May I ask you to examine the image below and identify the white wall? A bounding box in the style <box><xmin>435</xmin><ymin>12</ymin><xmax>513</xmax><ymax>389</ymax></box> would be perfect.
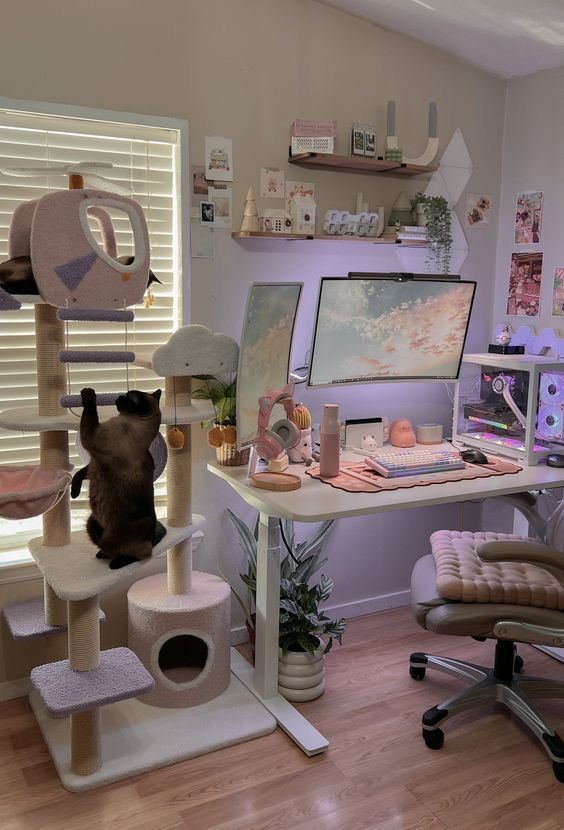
<box><xmin>0</xmin><ymin>0</ymin><xmax>509</xmax><ymax>681</ymax></box>
<box><xmin>494</xmin><ymin>65</ymin><xmax>564</xmax><ymax>331</ymax></box>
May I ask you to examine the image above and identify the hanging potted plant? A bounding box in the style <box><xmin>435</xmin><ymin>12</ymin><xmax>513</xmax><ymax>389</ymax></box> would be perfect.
<box><xmin>221</xmin><ymin>510</ymin><xmax>346</xmax><ymax>699</ymax></box>
<box><xmin>192</xmin><ymin>374</ymin><xmax>249</xmax><ymax>466</ymax></box>
<box><xmin>413</xmin><ymin>192</ymin><xmax>453</xmax><ymax>274</ymax></box>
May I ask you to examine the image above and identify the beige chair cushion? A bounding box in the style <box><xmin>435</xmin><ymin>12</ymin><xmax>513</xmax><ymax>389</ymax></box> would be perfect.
<box><xmin>431</xmin><ymin>530</ymin><xmax>564</xmax><ymax>610</ymax></box>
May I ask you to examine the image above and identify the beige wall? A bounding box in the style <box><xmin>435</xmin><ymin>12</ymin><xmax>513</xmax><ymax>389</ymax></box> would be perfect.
<box><xmin>0</xmin><ymin>0</ymin><xmax>507</xmax><ymax>683</ymax></box>
<box><xmin>494</xmin><ymin>65</ymin><xmax>564</xmax><ymax>329</ymax></box>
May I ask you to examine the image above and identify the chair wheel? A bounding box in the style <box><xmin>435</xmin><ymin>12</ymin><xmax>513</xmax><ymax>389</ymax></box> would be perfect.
<box><xmin>514</xmin><ymin>654</ymin><xmax>525</xmax><ymax>674</ymax></box>
<box><xmin>423</xmin><ymin>728</ymin><xmax>444</xmax><ymax>750</ymax></box>
<box><xmin>410</xmin><ymin>665</ymin><xmax>426</xmax><ymax>681</ymax></box>
<box><xmin>553</xmin><ymin>762</ymin><xmax>564</xmax><ymax>783</ymax></box>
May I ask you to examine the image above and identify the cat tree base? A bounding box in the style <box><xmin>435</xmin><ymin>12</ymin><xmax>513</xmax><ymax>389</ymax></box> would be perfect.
<box><xmin>29</xmin><ymin>675</ymin><xmax>276</xmax><ymax>791</ymax></box>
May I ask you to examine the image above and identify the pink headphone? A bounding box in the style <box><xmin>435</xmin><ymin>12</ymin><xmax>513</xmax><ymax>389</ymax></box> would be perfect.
<box><xmin>254</xmin><ymin>384</ymin><xmax>301</xmax><ymax>461</ymax></box>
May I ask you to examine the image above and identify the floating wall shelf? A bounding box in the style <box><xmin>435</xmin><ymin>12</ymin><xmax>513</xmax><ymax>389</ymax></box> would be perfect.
<box><xmin>232</xmin><ymin>231</ymin><xmax>426</xmax><ymax>247</ymax></box>
<box><xmin>288</xmin><ymin>152</ymin><xmax>438</xmax><ymax>177</ymax></box>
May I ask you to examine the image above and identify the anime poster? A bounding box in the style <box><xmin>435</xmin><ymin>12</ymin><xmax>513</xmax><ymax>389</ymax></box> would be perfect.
<box><xmin>506</xmin><ymin>251</ymin><xmax>544</xmax><ymax>317</ymax></box>
<box><xmin>514</xmin><ymin>191</ymin><xmax>543</xmax><ymax>244</ymax></box>
<box><xmin>552</xmin><ymin>267</ymin><xmax>564</xmax><ymax>316</ymax></box>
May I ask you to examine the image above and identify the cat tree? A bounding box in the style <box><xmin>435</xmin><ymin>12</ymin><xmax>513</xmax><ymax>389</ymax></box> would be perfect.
<box><xmin>0</xmin><ymin>170</ymin><xmax>274</xmax><ymax>791</ymax></box>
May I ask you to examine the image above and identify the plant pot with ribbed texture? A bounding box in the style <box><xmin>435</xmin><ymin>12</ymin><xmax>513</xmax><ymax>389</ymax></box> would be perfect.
<box><xmin>278</xmin><ymin>647</ymin><xmax>325</xmax><ymax>701</ymax></box>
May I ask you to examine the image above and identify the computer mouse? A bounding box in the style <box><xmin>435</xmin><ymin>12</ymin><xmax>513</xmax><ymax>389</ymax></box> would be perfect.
<box><xmin>460</xmin><ymin>448</ymin><xmax>489</xmax><ymax>465</ymax></box>
<box><xmin>546</xmin><ymin>453</ymin><xmax>564</xmax><ymax>468</ymax></box>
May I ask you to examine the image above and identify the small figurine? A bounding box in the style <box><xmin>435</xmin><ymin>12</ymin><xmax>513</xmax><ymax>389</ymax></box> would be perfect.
<box><xmin>360</xmin><ymin>434</ymin><xmax>378</xmax><ymax>451</ymax></box>
<box><xmin>495</xmin><ymin>324</ymin><xmax>512</xmax><ymax>347</ymax></box>
<box><xmin>389</xmin><ymin>418</ymin><xmax>416</xmax><ymax>448</ymax></box>
<box><xmin>287</xmin><ymin>402</ymin><xmax>315</xmax><ymax>465</ymax></box>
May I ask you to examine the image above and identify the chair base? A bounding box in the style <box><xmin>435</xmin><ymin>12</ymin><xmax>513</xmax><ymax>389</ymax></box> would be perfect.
<box><xmin>410</xmin><ymin>640</ymin><xmax>564</xmax><ymax>782</ymax></box>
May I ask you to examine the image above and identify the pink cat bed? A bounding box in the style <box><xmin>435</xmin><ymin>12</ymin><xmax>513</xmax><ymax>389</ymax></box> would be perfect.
<box><xmin>0</xmin><ymin>465</ymin><xmax>72</xmax><ymax>520</ymax></box>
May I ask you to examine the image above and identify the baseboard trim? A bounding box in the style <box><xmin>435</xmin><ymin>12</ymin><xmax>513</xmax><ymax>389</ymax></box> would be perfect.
<box><xmin>0</xmin><ymin>676</ymin><xmax>31</xmax><ymax>701</ymax></box>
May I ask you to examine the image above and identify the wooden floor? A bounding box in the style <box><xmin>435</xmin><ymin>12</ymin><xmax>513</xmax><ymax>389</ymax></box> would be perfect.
<box><xmin>2</xmin><ymin>607</ymin><xmax>564</xmax><ymax>829</ymax></box>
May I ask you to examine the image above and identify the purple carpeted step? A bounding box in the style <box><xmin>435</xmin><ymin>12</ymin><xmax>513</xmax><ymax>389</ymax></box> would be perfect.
<box><xmin>60</xmin><ymin>392</ymin><xmax>122</xmax><ymax>408</ymax></box>
<box><xmin>31</xmin><ymin>647</ymin><xmax>154</xmax><ymax>717</ymax></box>
<box><xmin>57</xmin><ymin>309</ymin><xmax>134</xmax><ymax>323</ymax></box>
<box><xmin>59</xmin><ymin>350</ymin><xmax>135</xmax><ymax>364</ymax></box>
<box><xmin>2</xmin><ymin>598</ymin><xmax>105</xmax><ymax>640</ymax></box>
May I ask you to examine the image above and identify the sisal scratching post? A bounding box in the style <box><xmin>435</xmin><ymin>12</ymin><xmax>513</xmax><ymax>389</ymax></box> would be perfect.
<box><xmin>44</xmin><ymin>579</ymin><xmax>67</xmax><ymax>626</ymax></box>
<box><xmin>68</xmin><ymin>596</ymin><xmax>100</xmax><ymax>672</ymax></box>
<box><xmin>35</xmin><ymin>304</ymin><xmax>67</xmax><ymax>417</ymax></box>
<box><xmin>165</xmin><ymin>376</ymin><xmax>193</xmax><ymax>594</ymax></box>
<box><xmin>71</xmin><ymin>709</ymin><xmax>101</xmax><ymax>775</ymax></box>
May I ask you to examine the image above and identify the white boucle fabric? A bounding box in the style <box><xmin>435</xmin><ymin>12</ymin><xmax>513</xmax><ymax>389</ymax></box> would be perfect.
<box><xmin>431</xmin><ymin>530</ymin><xmax>564</xmax><ymax>609</ymax></box>
<box><xmin>152</xmin><ymin>325</ymin><xmax>239</xmax><ymax>377</ymax></box>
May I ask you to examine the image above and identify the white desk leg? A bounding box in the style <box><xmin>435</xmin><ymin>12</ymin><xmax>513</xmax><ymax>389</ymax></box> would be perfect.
<box><xmin>230</xmin><ymin>512</ymin><xmax>329</xmax><ymax>756</ymax></box>
<box><xmin>255</xmin><ymin>513</ymin><xmax>282</xmax><ymax>699</ymax></box>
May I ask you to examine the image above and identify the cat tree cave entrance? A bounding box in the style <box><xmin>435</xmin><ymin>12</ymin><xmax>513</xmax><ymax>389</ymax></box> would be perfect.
<box><xmin>157</xmin><ymin>634</ymin><xmax>209</xmax><ymax>684</ymax></box>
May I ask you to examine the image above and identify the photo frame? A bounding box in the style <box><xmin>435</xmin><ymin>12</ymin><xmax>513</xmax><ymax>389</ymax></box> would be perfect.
<box><xmin>345</xmin><ymin>418</ymin><xmax>388</xmax><ymax>450</ymax></box>
<box><xmin>351</xmin><ymin>123</ymin><xmax>365</xmax><ymax>156</ymax></box>
<box><xmin>200</xmin><ymin>201</ymin><xmax>215</xmax><ymax>225</ymax></box>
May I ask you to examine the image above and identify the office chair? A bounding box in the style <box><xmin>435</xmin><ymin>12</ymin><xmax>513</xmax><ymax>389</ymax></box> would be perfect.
<box><xmin>409</xmin><ymin>493</ymin><xmax>564</xmax><ymax>782</ymax></box>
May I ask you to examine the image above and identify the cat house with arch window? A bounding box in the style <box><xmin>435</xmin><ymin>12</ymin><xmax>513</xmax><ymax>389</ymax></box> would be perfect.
<box><xmin>0</xmin><ymin>170</ymin><xmax>274</xmax><ymax>791</ymax></box>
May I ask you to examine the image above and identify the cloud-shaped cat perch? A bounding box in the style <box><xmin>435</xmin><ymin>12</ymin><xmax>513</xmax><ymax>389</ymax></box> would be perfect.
<box><xmin>136</xmin><ymin>324</ymin><xmax>239</xmax><ymax>377</ymax></box>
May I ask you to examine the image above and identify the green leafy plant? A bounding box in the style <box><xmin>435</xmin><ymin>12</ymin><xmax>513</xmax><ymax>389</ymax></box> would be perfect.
<box><xmin>221</xmin><ymin>510</ymin><xmax>345</xmax><ymax>653</ymax></box>
<box><xmin>414</xmin><ymin>192</ymin><xmax>453</xmax><ymax>274</ymax></box>
<box><xmin>192</xmin><ymin>374</ymin><xmax>236</xmax><ymax>427</ymax></box>
<box><xmin>279</xmin><ymin>576</ymin><xmax>346</xmax><ymax>655</ymax></box>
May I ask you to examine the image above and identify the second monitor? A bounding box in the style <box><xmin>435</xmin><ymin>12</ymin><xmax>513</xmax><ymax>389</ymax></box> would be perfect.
<box><xmin>308</xmin><ymin>274</ymin><xmax>476</xmax><ymax>387</ymax></box>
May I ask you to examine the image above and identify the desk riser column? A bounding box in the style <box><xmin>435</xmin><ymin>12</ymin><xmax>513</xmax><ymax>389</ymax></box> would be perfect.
<box><xmin>254</xmin><ymin>514</ymin><xmax>281</xmax><ymax>699</ymax></box>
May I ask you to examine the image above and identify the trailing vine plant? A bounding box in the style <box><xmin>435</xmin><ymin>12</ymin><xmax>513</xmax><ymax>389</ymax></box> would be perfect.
<box><xmin>415</xmin><ymin>192</ymin><xmax>453</xmax><ymax>274</ymax></box>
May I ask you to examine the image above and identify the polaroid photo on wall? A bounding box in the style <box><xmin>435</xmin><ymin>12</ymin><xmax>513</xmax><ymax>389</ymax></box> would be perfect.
<box><xmin>190</xmin><ymin>216</ymin><xmax>214</xmax><ymax>258</ymax></box>
<box><xmin>208</xmin><ymin>186</ymin><xmax>232</xmax><ymax>229</ymax></box>
<box><xmin>200</xmin><ymin>201</ymin><xmax>215</xmax><ymax>225</ymax></box>
<box><xmin>191</xmin><ymin>164</ymin><xmax>208</xmax><ymax>207</ymax></box>
<box><xmin>351</xmin><ymin>123</ymin><xmax>365</xmax><ymax>156</ymax></box>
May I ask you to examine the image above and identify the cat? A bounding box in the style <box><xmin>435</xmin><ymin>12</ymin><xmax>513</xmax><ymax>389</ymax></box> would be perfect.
<box><xmin>71</xmin><ymin>386</ymin><xmax>166</xmax><ymax>569</ymax></box>
<box><xmin>0</xmin><ymin>255</ymin><xmax>161</xmax><ymax>295</ymax></box>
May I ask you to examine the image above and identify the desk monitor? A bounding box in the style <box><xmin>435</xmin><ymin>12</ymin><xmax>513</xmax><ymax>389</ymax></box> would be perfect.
<box><xmin>308</xmin><ymin>275</ymin><xmax>476</xmax><ymax>387</ymax></box>
<box><xmin>237</xmin><ymin>282</ymin><xmax>303</xmax><ymax>448</ymax></box>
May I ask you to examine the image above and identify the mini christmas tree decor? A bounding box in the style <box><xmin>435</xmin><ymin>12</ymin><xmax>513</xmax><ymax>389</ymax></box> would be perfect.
<box><xmin>240</xmin><ymin>187</ymin><xmax>260</xmax><ymax>233</ymax></box>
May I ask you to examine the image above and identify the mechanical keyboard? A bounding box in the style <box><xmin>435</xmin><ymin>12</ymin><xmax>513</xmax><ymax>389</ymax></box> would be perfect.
<box><xmin>363</xmin><ymin>449</ymin><xmax>466</xmax><ymax>478</ymax></box>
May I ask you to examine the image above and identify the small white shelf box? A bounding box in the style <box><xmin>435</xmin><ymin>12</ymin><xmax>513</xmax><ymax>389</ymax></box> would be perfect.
<box><xmin>453</xmin><ymin>353</ymin><xmax>564</xmax><ymax>466</ymax></box>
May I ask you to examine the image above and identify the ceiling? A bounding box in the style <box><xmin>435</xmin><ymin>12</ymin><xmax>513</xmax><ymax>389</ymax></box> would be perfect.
<box><xmin>317</xmin><ymin>0</ymin><xmax>564</xmax><ymax>78</ymax></box>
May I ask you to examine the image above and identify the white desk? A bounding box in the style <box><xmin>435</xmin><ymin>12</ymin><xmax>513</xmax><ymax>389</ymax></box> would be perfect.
<box><xmin>208</xmin><ymin>454</ymin><xmax>564</xmax><ymax>755</ymax></box>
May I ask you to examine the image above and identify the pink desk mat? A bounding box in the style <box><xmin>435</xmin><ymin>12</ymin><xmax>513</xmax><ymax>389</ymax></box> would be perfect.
<box><xmin>306</xmin><ymin>457</ymin><xmax>522</xmax><ymax>493</ymax></box>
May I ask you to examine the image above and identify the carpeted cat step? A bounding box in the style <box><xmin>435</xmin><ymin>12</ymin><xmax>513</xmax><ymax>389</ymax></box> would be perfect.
<box><xmin>60</xmin><ymin>392</ymin><xmax>122</xmax><ymax>408</ymax></box>
<box><xmin>59</xmin><ymin>350</ymin><xmax>135</xmax><ymax>364</ymax></box>
<box><xmin>57</xmin><ymin>309</ymin><xmax>134</xmax><ymax>323</ymax></box>
<box><xmin>2</xmin><ymin>597</ymin><xmax>105</xmax><ymax>640</ymax></box>
<box><xmin>30</xmin><ymin>647</ymin><xmax>154</xmax><ymax>717</ymax></box>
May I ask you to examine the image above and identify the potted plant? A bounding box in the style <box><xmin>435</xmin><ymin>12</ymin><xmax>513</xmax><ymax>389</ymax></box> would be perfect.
<box><xmin>221</xmin><ymin>510</ymin><xmax>346</xmax><ymax>699</ymax></box>
<box><xmin>412</xmin><ymin>192</ymin><xmax>453</xmax><ymax>274</ymax></box>
<box><xmin>192</xmin><ymin>374</ymin><xmax>250</xmax><ymax>466</ymax></box>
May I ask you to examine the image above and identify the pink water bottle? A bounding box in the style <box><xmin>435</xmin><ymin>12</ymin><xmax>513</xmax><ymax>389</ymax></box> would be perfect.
<box><xmin>320</xmin><ymin>404</ymin><xmax>340</xmax><ymax>477</ymax></box>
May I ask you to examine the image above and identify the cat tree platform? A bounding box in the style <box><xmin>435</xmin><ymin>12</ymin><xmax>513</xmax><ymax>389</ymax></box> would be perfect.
<box><xmin>2</xmin><ymin>597</ymin><xmax>105</xmax><ymax>639</ymax></box>
<box><xmin>29</xmin><ymin>671</ymin><xmax>276</xmax><ymax>792</ymax></box>
<box><xmin>0</xmin><ymin>402</ymin><xmax>215</xmax><ymax>433</ymax></box>
<box><xmin>31</xmin><ymin>647</ymin><xmax>154</xmax><ymax>717</ymax></box>
<box><xmin>28</xmin><ymin>517</ymin><xmax>205</xmax><ymax>601</ymax></box>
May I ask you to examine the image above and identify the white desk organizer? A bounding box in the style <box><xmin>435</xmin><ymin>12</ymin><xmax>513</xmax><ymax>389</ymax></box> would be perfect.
<box><xmin>453</xmin><ymin>352</ymin><xmax>564</xmax><ymax>466</ymax></box>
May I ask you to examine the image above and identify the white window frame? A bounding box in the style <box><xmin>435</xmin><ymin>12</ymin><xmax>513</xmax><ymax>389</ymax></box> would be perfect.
<box><xmin>0</xmin><ymin>97</ymin><xmax>190</xmax><ymax>573</ymax></box>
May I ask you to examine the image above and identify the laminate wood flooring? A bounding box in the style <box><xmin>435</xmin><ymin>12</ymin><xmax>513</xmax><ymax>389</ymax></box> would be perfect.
<box><xmin>1</xmin><ymin>607</ymin><xmax>564</xmax><ymax>829</ymax></box>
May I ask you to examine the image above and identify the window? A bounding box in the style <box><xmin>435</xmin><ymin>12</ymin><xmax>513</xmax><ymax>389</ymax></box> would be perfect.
<box><xmin>0</xmin><ymin>103</ymin><xmax>186</xmax><ymax>554</ymax></box>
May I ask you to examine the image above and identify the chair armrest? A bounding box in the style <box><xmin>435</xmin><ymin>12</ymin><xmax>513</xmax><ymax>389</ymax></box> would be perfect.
<box><xmin>478</xmin><ymin>539</ymin><xmax>564</xmax><ymax>579</ymax></box>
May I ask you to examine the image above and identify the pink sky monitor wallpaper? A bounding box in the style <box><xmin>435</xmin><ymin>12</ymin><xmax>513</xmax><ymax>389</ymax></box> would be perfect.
<box><xmin>308</xmin><ymin>278</ymin><xmax>476</xmax><ymax>386</ymax></box>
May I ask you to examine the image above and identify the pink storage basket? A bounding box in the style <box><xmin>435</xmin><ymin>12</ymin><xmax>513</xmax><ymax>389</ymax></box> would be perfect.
<box><xmin>0</xmin><ymin>466</ymin><xmax>72</xmax><ymax>520</ymax></box>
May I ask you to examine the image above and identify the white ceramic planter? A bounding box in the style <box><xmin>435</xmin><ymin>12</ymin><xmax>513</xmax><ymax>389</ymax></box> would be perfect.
<box><xmin>278</xmin><ymin>647</ymin><xmax>326</xmax><ymax>701</ymax></box>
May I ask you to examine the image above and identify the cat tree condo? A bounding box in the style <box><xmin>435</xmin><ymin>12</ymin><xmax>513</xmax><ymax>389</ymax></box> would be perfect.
<box><xmin>0</xmin><ymin>170</ymin><xmax>274</xmax><ymax>791</ymax></box>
